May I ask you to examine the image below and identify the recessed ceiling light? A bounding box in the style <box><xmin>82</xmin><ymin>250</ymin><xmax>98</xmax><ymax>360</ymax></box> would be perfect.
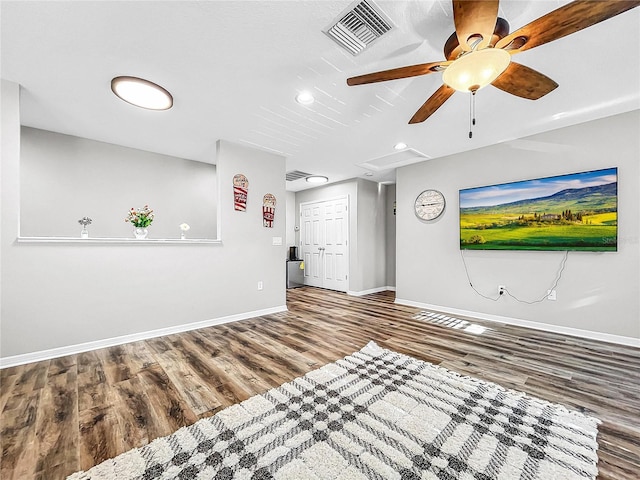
<box><xmin>365</xmin><ymin>172</ymin><xmax>374</xmax><ymax>177</ymax></box>
<box><xmin>296</xmin><ymin>91</ymin><xmax>315</xmax><ymax>105</ymax></box>
<box><xmin>394</xmin><ymin>142</ymin><xmax>407</xmax><ymax>150</ymax></box>
<box><xmin>306</xmin><ymin>175</ymin><xmax>328</xmax><ymax>184</ymax></box>
<box><xmin>111</xmin><ymin>76</ymin><xmax>173</xmax><ymax>110</ymax></box>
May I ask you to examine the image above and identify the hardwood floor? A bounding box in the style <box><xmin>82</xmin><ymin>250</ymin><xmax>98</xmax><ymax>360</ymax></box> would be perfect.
<box><xmin>1</xmin><ymin>287</ymin><xmax>639</xmax><ymax>479</ymax></box>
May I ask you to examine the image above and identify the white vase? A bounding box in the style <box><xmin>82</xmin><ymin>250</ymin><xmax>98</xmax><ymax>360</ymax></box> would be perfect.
<box><xmin>81</xmin><ymin>226</ymin><xmax>89</xmax><ymax>239</ymax></box>
<box><xmin>134</xmin><ymin>227</ymin><xmax>148</xmax><ymax>239</ymax></box>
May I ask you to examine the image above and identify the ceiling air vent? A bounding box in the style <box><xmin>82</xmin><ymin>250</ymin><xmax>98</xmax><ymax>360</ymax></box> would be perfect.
<box><xmin>324</xmin><ymin>0</ymin><xmax>394</xmax><ymax>56</ymax></box>
<box><xmin>286</xmin><ymin>170</ymin><xmax>312</xmax><ymax>181</ymax></box>
<box><xmin>358</xmin><ymin>148</ymin><xmax>429</xmax><ymax>171</ymax></box>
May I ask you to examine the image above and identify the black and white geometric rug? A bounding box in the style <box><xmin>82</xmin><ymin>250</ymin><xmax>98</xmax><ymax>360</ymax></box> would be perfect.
<box><xmin>68</xmin><ymin>341</ymin><xmax>600</xmax><ymax>480</ymax></box>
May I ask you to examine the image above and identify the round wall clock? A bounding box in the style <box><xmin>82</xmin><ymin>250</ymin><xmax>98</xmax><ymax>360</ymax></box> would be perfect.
<box><xmin>414</xmin><ymin>189</ymin><xmax>446</xmax><ymax>221</ymax></box>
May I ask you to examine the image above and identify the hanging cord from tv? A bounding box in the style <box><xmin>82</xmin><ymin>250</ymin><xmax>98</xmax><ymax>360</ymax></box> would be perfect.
<box><xmin>460</xmin><ymin>250</ymin><xmax>569</xmax><ymax>304</ymax></box>
<box><xmin>460</xmin><ymin>250</ymin><xmax>500</xmax><ymax>301</ymax></box>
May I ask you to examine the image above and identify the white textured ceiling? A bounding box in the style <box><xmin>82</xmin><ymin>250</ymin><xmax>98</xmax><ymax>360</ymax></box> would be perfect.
<box><xmin>2</xmin><ymin>1</ymin><xmax>639</xmax><ymax>191</ymax></box>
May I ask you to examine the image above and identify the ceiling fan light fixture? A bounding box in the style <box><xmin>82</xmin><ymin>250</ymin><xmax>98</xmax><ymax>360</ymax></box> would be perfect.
<box><xmin>306</xmin><ymin>175</ymin><xmax>329</xmax><ymax>184</ymax></box>
<box><xmin>442</xmin><ymin>48</ymin><xmax>511</xmax><ymax>93</ymax></box>
<box><xmin>111</xmin><ymin>76</ymin><xmax>173</xmax><ymax>110</ymax></box>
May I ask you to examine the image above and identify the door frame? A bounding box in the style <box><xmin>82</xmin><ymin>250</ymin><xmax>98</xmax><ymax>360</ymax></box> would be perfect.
<box><xmin>299</xmin><ymin>195</ymin><xmax>350</xmax><ymax>292</ymax></box>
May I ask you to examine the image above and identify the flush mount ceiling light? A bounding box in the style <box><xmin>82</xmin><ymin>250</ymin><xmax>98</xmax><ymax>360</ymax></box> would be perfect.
<box><xmin>111</xmin><ymin>76</ymin><xmax>173</xmax><ymax>110</ymax></box>
<box><xmin>442</xmin><ymin>48</ymin><xmax>510</xmax><ymax>93</ymax></box>
<box><xmin>394</xmin><ymin>142</ymin><xmax>407</xmax><ymax>150</ymax></box>
<box><xmin>295</xmin><ymin>91</ymin><xmax>315</xmax><ymax>105</ymax></box>
<box><xmin>306</xmin><ymin>175</ymin><xmax>328</xmax><ymax>184</ymax></box>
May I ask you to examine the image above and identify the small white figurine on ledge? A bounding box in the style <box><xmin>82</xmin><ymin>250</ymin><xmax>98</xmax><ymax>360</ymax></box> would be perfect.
<box><xmin>78</xmin><ymin>217</ymin><xmax>92</xmax><ymax>239</ymax></box>
<box><xmin>179</xmin><ymin>223</ymin><xmax>190</xmax><ymax>239</ymax></box>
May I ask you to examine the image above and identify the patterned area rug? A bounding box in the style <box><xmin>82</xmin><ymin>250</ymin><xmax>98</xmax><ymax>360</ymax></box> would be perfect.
<box><xmin>68</xmin><ymin>342</ymin><xmax>600</xmax><ymax>479</ymax></box>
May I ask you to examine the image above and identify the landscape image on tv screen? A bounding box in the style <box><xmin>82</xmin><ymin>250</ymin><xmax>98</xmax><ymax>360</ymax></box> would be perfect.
<box><xmin>459</xmin><ymin>167</ymin><xmax>617</xmax><ymax>251</ymax></box>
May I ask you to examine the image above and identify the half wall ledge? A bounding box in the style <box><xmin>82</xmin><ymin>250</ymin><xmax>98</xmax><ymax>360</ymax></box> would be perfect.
<box><xmin>16</xmin><ymin>236</ymin><xmax>221</xmax><ymax>245</ymax></box>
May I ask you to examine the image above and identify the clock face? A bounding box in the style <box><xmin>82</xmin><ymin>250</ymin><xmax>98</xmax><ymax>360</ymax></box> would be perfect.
<box><xmin>414</xmin><ymin>189</ymin><xmax>445</xmax><ymax>221</ymax></box>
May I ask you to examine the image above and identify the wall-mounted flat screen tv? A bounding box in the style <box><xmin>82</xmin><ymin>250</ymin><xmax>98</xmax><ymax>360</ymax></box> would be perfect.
<box><xmin>459</xmin><ymin>167</ymin><xmax>617</xmax><ymax>251</ymax></box>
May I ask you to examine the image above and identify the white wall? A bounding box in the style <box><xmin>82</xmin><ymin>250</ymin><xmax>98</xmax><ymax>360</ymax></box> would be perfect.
<box><xmin>356</xmin><ymin>179</ymin><xmax>387</xmax><ymax>292</ymax></box>
<box><xmin>385</xmin><ymin>184</ymin><xmax>396</xmax><ymax>288</ymax></box>
<box><xmin>396</xmin><ymin>110</ymin><xmax>640</xmax><ymax>341</ymax></box>
<box><xmin>1</xmin><ymin>80</ymin><xmax>287</xmax><ymax>360</ymax></box>
<box><xmin>20</xmin><ymin>127</ymin><xmax>217</xmax><ymax>239</ymax></box>
<box><xmin>285</xmin><ymin>191</ymin><xmax>296</xmax><ymax>255</ymax></box>
<box><xmin>1</xmin><ymin>82</ymin><xmax>22</xmax><ymax>360</ymax></box>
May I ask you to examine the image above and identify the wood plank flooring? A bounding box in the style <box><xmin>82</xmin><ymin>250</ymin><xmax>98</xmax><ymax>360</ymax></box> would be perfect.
<box><xmin>1</xmin><ymin>287</ymin><xmax>639</xmax><ymax>479</ymax></box>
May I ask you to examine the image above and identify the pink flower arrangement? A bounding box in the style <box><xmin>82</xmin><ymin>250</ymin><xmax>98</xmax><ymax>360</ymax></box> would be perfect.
<box><xmin>125</xmin><ymin>205</ymin><xmax>154</xmax><ymax>227</ymax></box>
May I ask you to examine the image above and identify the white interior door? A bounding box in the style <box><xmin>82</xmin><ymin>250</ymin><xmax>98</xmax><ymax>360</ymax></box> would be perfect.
<box><xmin>300</xmin><ymin>197</ymin><xmax>349</xmax><ymax>292</ymax></box>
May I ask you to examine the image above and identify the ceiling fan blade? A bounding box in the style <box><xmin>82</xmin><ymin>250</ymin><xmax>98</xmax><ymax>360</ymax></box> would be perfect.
<box><xmin>347</xmin><ymin>61</ymin><xmax>449</xmax><ymax>86</ymax></box>
<box><xmin>496</xmin><ymin>0</ymin><xmax>640</xmax><ymax>53</ymax></box>
<box><xmin>453</xmin><ymin>0</ymin><xmax>499</xmax><ymax>50</ymax></box>
<box><xmin>492</xmin><ymin>62</ymin><xmax>558</xmax><ymax>100</ymax></box>
<box><xmin>409</xmin><ymin>85</ymin><xmax>455</xmax><ymax>124</ymax></box>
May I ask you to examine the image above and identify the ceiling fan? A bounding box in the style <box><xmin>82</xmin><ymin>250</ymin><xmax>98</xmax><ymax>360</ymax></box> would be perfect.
<box><xmin>347</xmin><ymin>0</ymin><xmax>640</xmax><ymax>127</ymax></box>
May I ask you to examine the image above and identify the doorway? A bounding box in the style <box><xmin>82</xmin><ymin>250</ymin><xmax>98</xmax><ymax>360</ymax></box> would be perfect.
<box><xmin>299</xmin><ymin>196</ymin><xmax>349</xmax><ymax>292</ymax></box>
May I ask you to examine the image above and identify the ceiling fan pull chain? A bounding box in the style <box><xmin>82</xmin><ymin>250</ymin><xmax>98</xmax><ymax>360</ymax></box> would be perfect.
<box><xmin>472</xmin><ymin>90</ymin><xmax>476</xmax><ymax>126</ymax></box>
<box><xmin>469</xmin><ymin>90</ymin><xmax>477</xmax><ymax>139</ymax></box>
<box><xmin>469</xmin><ymin>93</ymin><xmax>472</xmax><ymax>138</ymax></box>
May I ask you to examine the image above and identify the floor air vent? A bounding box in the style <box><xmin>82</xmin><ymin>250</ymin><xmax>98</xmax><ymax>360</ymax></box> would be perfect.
<box><xmin>286</xmin><ymin>170</ymin><xmax>312</xmax><ymax>181</ymax></box>
<box><xmin>324</xmin><ymin>0</ymin><xmax>393</xmax><ymax>55</ymax></box>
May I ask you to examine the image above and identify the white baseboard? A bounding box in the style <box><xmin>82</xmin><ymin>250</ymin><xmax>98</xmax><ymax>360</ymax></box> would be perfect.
<box><xmin>348</xmin><ymin>286</ymin><xmax>396</xmax><ymax>297</ymax></box>
<box><xmin>0</xmin><ymin>305</ymin><xmax>288</xmax><ymax>369</ymax></box>
<box><xmin>395</xmin><ymin>298</ymin><xmax>640</xmax><ymax>348</ymax></box>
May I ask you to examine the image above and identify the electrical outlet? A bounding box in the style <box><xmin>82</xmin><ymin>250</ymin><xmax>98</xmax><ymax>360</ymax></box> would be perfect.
<box><xmin>547</xmin><ymin>289</ymin><xmax>557</xmax><ymax>301</ymax></box>
<box><xmin>257</xmin><ymin>281</ymin><xmax>263</xmax><ymax>291</ymax></box>
<box><xmin>498</xmin><ymin>285</ymin><xmax>506</xmax><ymax>296</ymax></box>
